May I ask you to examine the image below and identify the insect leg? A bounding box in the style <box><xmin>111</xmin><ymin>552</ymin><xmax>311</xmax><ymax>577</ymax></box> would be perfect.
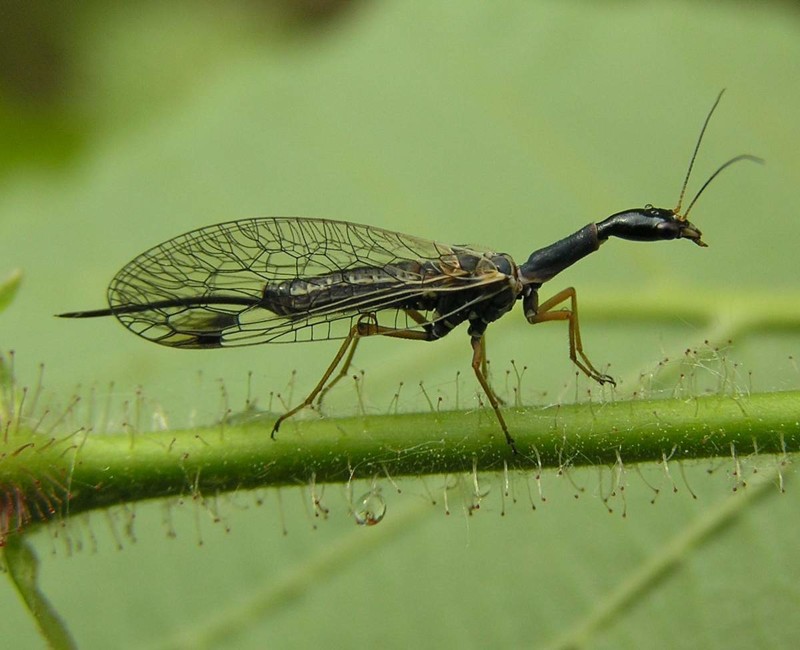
<box><xmin>527</xmin><ymin>287</ymin><xmax>615</xmax><ymax>386</ymax></box>
<box><xmin>478</xmin><ymin>336</ymin><xmax>505</xmax><ymax>406</ymax></box>
<box><xmin>315</xmin><ymin>334</ymin><xmax>362</xmax><ymax>408</ymax></box>
<box><xmin>273</xmin><ymin>312</ymin><xmax>433</xmax><ymax>436</ymax></box>
<box><xmin>382</xmin><ymin>313</ymin><xmax>512</xmax><ymax>441</ymax></box>
<box><xmin>359</xmin><ymin>315</ymin><xmax>432</xmax><ymax>341</ymax></box>
<box><xmin>272</xmin><ymin>323</ymin><xmax>363</xmax><ymax>438</ymax></box>
<box><xmin>402</xmin><ymin>308</ymin><xmax>430</xmax><ymax>327</ymax></box>
<box><xmin>471</xmin><ymin>337</ymin><xmax>517</xmax><ymax>453</ymax></box>
<box><xmin>317</xmin><ymin>309</ymin><xmax>433</xmax><ymax>406</ymax></box>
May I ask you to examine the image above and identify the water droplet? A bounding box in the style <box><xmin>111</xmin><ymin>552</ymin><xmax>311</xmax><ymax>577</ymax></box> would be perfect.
<box><xmin>353</xmin><ymin>490</ymin><xmax>386</xmax><ymax>526</ymax></box>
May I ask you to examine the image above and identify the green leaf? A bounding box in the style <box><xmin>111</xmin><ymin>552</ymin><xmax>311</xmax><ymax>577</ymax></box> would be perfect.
<box><xmin>3</xmin><ymin>537</ymin><xmax>76</xmax><ymax>650</ymax></box>
<box><xmin>0</xmin><ymin>2</ymin><xmax>798</xmax><ymax>649</ymax></box>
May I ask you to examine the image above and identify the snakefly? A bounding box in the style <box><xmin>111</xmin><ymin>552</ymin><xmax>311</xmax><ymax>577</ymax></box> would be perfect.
<box><xmin>59</xmin><ymin>91</ymin><xmax>759</xmax><ymax>452</ymax></box>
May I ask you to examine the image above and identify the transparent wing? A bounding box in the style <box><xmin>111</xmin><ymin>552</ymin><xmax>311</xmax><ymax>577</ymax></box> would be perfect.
<box><xmin>106</xmin><ymin>218</ymin><xmax>511</xmax><ymax>348</ymax></box>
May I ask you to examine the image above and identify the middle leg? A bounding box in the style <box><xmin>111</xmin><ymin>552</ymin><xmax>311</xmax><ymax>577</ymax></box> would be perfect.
<box><xmin>471</xmin><ymin>336</ymin><xmax>517</xmax><ymax>453</ymax></box>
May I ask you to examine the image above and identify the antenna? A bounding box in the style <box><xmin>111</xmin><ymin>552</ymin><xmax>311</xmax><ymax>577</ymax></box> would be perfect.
<box><xmin>674</xmin><ymin>89</ymin><xmax>763</xmax><ymax>220</ymax></box>
<box><xmin>674</xmin><ymin>89</ymin><xmax>726</xmax><ymax>216</ymax></box>
<box><xmin>683</xmin><ymin>154</ymin><xmax>764</xmax><ymax>219</ymax></box>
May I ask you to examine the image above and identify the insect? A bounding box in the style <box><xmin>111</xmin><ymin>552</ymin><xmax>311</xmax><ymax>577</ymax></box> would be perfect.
<box><xmin>59</xmin><ymin>91</ymin><xmax>759</xmax><ymax>453</ymax></box>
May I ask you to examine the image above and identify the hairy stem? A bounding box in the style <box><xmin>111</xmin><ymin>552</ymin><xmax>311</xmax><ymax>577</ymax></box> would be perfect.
<box><xmin>1</xmin><ymin>390</ymin><xmax>797</xmax><ymax>543</ymax></box>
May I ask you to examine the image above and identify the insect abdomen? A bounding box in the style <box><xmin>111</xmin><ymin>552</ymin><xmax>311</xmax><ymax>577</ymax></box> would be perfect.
<box><xmin>261</xmin><ymin>263</ymin><xmax>429</xmax><ymax>316</ymax></box>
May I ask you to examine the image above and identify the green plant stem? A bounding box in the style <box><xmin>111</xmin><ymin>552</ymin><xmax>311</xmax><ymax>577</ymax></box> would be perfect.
<box><xmin>1</xmin><ymin>390</ymin><xmax>797</xmax><ymax>542</ymax></box>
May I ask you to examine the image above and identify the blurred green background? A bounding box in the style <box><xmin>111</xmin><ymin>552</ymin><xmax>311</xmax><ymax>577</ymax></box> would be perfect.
<box><xmin>1</xmin><ymin>1</ymin><xmax>799</xmax><ymax>648</ymax></box>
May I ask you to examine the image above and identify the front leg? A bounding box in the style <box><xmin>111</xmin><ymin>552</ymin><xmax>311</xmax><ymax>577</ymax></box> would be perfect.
<box><xmin>524</xmin><ymin>287</ymin><xmax>615</xmax><ymax>386</ymax></box>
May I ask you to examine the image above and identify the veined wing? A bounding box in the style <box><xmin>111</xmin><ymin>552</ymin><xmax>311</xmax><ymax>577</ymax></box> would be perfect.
<box><xmin>103</xmin><ymin>218</ymin><xmax>513</xmax><ymax>348</ymax></box>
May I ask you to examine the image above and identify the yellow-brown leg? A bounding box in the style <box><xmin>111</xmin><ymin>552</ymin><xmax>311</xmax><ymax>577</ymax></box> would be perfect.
<box><xmin>272</xmin><ymin>323</ymin><xmax>363</xmax><ymax>437</ymax></box>
<box><xmin>479</xmin><ymin>336</ymin><xmax>488</xmax><ymax>377</ymax></box>
<box><xmin>273</xmin><ymin>312</ymin><xmax>432</xmax><ymax>437</ymax></box>
<box><xmin>314</xmin><ymin>334</ymin><xmax>363</xmax><ymax>407</ymax></box>
<box><xmin>528</xmin><ymin>287</ymin><xmax>615</xmax><ymax>385</ymax></box>
<box><xmin>471</xmin><ymin>337</ymin><xmax>517</xmax><ymax>453</ymax></box>
<box><xmin>477</xmin><ymin>335</ymin><xmax>505</xmax><ymax>406</ymax></box>
<box><xmin>315</xmin><ymin>310</ymin><xmax>431</xmax><ymax>406</ymax></box>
